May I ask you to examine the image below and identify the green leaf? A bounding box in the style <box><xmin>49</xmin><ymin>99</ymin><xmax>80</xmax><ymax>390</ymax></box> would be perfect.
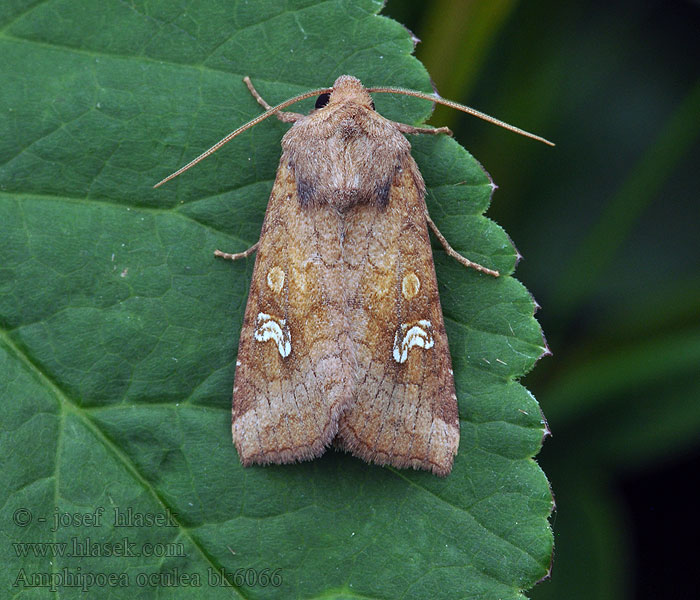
<box><xmin>0</xmin><ymin>1</ymin><xmax>552</xmax><ymax>598</ymax></box>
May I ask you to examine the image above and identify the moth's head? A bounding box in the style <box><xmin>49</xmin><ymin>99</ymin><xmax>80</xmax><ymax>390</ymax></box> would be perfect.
<box><xmin>315</xmin><ymin>75</ymin><xmax>375</xmax><ymax>111</ymax></box>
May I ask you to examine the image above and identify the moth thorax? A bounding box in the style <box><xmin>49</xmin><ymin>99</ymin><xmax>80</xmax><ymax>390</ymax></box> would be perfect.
<box><xmin>328</xmin><ymin>188</ymin><xmax>381</xmax><ymax>213</ymax></box>
<box><xmin>339</xmin><ymin>117</ymin><xmax>363</xmax><ymax>140</ymax></box>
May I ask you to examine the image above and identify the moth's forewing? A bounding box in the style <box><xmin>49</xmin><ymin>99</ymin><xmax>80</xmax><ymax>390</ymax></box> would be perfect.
<box><xmin>335</xmin><ymin>164</ymin><xmax>459</xmax><ymax>476</ymax></box>
<box><xmin>231</xmin><ymin>161</ymin><xmax>354</xmax><ymax>465</ymax></box>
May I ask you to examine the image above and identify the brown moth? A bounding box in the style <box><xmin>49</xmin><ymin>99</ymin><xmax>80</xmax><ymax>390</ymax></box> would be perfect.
<box><xmin>155</xmin><ymin>75</ymin><xmax>552</xmax><ymax>476</ymax></box>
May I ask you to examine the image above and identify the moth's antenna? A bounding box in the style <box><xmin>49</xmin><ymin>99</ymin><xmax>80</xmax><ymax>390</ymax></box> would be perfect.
<box><xmin>153</xmin><ymin>86</ymin><xmax>332</xmax><ymax>188</ymax></box>
<box><xmin>367</xmin><ymin>86</ymin><xmax>555</xmax><ymax>147</ymax></box>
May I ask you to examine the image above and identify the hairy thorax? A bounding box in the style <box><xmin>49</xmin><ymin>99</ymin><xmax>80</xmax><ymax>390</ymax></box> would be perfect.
<box><xmin>282</xmin><ymin>102</ymin><xmax>415</xmax><ymax>212</ymax></box>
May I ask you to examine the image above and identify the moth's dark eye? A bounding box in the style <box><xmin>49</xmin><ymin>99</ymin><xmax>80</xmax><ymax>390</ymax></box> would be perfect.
<box><xmin>315</xmin><ymin>93</ymin><xmax>330</xmax><ymax>109</ymax></box>
<box><xmin>370</xmin><ymin>100</ymin><xmax>375</xmax><ymax>110</ymax></box>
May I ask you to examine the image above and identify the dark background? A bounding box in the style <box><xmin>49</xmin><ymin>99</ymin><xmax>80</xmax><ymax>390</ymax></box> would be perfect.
<box><xmin>384</xmin><ymin>1</ymin><xmax>700</xmax><ymax>599</ymax></box>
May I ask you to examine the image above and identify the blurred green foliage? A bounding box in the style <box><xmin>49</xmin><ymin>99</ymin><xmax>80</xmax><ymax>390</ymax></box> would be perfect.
<box><xmin>384</xmin><ymin>0</ymin><xmax>700</xmax><ymax>598</ymax></box>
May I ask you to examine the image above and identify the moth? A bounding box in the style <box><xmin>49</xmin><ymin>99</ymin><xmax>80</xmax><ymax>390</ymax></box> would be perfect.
<box><xmin>155</xmin><ymin>75</ymin><xmax>552</xmax><ymax>476</ymax></box>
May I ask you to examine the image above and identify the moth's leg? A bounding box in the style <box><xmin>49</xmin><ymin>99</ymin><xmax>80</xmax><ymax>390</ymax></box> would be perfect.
<box><xmin>425</xmin><ymin>214</ymin><xmax>500</xmax><ymax>277</ymax></box>
<box><xmin>214</xmin><ymin>242</ymin><xmax>259</xmax><ymax>262</ymax></box>
<box><xmin>394</xmin><ymin>122</ymin><xmax>453</xmax><ymax>136</ymax></box>
<box><xmin>244</xmin><ymin>76</ymin><xmax>303</xmax><ymax>123</ymax></box>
